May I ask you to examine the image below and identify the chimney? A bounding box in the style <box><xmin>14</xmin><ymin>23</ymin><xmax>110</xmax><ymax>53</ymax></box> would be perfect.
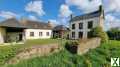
<box><xmin>70</xmin><ymin>14</ymin><xmax>73</xmax><ymax>20</ymax></box>
<box><xmin>47</xmin><ymin>21</ymin><xmax>53</xmax><ymax>28</ymax></box>
<box><xmin>48</xmin><ymin>21</ymin><xmax>50</xmax><ymax>24</ymax></box>
<box><xmin>99</xmin><ymin>5</ymin><xmax>103</xmax><ymax>13</ymax></box>
<box><xmin>99</xmin><ymin>5</ymin><xmax>105</xmax><ymax>19</ymax></box>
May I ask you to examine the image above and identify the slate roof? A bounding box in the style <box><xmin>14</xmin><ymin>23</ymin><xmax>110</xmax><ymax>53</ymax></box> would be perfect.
<box><xmin>70</xmin><ymin>10</ymin><xmax>101</xmax><ymax>22</ymax></box>
<box><xmin>53</xmin><ymin>25</ymin><xmax>69</xmax><ymax>31</ymax></box>
<box><xmin>22</xmin><ymin>20</ymin><xmax>53</xmax><ymax>30</ymax></box>
<box><xmin>0</xmin><ymin>18</ymin><xmax>26</xmax><ymax>28</ymax></box>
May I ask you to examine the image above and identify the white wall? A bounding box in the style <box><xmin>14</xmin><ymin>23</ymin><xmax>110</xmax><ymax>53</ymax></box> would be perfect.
<box><xmin>69</xmin><ymin>17</ymin><xmax>100</xmax><ymax>39</ymax></box>
<box><xmin>0</xmin><ymin>27</ymin><xmax>6</xmax><ymax>44</ymax></box>
<box><xmin>24</xmin><ymin>29</ymin><xmax>52</xmax><ymax>39</ymax></box>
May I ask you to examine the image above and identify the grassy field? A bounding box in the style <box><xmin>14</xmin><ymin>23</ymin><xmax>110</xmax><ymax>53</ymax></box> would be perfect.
<box><xmin>4</xmin><ymin>40</ymin><xmax>120</xmax><ymax>67</ymax></box>
<box><xmin>25</xmin><ymin>39</ymin><xmax>61</xmax><ymax>46</ymax></box>
<box><xmin>0</xmin><ymin>39</ymin><xmax>62</xmax><ymax>66</ymax></box>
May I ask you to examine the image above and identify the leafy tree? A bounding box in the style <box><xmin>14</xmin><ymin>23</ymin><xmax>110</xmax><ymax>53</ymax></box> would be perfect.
<box><xmin>91</xmin><ymin>26</ymin><xmax>108</xmax><ymax>43</ymax></box>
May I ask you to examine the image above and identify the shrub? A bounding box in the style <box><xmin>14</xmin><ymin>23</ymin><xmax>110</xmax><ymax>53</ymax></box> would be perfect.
<box><xmin>91</xmin><ymin>26</ymin><xmax>108</xmax><ymax>43</ymax></box>
<box><xmin>65</xmin><ymin>41</ymin><xmax>79</xmax><ymax>46</ymax></box>
<box><xmin>65</xmin><ymin>41</ymin><xmax>79</xmax><ymax>54</ymax></box>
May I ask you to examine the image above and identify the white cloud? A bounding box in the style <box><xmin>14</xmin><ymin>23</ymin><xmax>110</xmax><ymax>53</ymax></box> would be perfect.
<box><xmin>105</xmin><ymin>14</ymin><xmax>120</xmax><ymax>30</ymax></box>
<box><xmin>65</xmin><ymin>0</ymin><xmax>102</xmax><ymax>13</ymax></box>
<box><xmin>103</xmin><ymin>0</ymin><xmax>120</xmax><ymax>13</ymax></box>
<box><xmin>28</xmin><ymin>15</ymin><xmax>38</xmax><ymax>21</ymax></box>
<box><xmin>59</xmin><ymin>4</ymin><xmax>72</xmax><ymax>18</ymax></box>
<box><xmin>49</xmin><ymin>19</ymin><xmax>58</xmax><ymax>24</ymax></box>
<box><xmin>58</xmin><ymin>4</ymin><xmax>72</xmax><ymax>25</ymax></box>
<box><xmin>25</xmin><ymin>0</ymin><xmax>45</xmax><ymax>16</ymax></box>
<box><xmin>63</xmin><ymin>0</ymin><xmax>120</xmax><ymax>29</ymax></box>
<box><xmin>0</xmin><ymin>11</ymin><xmax>17</xmax><ymax>19</ymax></box>
<box><xmin>48</xmin><ymin>19</ymin><xmax>58</xmax><ymax>26</ymax></box>
<box><xmin>102</xmin><ymin>0</ymin><xmax>120</xmax><ymax>30</ymax></box>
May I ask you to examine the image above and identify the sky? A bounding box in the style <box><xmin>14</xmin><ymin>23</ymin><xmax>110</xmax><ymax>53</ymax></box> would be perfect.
<box><xmin>0</xmin><ymin>0</ymin><xmax>120</xmax><ymax>30</ymax></box>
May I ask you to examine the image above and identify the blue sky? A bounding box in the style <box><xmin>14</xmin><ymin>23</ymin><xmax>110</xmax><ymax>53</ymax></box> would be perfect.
<box><xmin>0</xmin><ymin>0</ymin><xmax>63</xmax><ymax>20</ymax></box>
<box><xmin>0</xmin><ymin>0</ymin><xmax>120</xmax><ymax>30</ymax></box>
<box><xmin>0</xmin><ymin>0</ymin><xmax>93</xmax><ymax>22</ymax></box>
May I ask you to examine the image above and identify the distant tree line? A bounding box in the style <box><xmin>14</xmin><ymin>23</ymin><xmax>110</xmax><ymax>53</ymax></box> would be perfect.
<box><xmin>107</xmin><ymin>27</ymin><xmax>120</xmax><ymax>40</ymax></box>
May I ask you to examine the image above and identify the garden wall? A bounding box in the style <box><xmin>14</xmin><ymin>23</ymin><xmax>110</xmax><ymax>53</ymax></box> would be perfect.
<box><xmin>77</xmin><ymin>38</ymin><xmax>101</xmax><ymax>55</ymax></box>
<box><xmin>7</xmin><ymin>43</ymin><xmax>61</xmax><ymax>64</ymax></box>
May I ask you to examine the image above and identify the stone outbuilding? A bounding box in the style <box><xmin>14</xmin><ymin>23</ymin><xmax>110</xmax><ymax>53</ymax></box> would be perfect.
<box><xmin>53</xmin><ymin>25</ymin><xmax>69</xmax><ymax>39</ymax></box>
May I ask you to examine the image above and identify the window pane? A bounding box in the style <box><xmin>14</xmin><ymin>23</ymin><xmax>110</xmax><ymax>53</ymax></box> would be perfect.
<box><xmin>78</xmin><ymin>32</ymin><xmax>83</xmax><ymax>38</ymax></box>
<box><xmin>72</xmin><ymin>24</ymin><xmax>75</xmax><ymax>29</ymax></box>
<box><xmin>46</xmin><ymin>32</ymin><xmax>49</xmax><ymax>36</ymax></box>
<box><xmin>39</xmin><ymin>32</ymin><xmax>42</xmax><ymax>36</ymax></box>
<box><xmin>30</xmin><ymin>32</ymin><xmax>34</xmax><ymax>36</ymax></box>
<box><xmin>79</xmin><ymin>23</ymin><xmax>83</xmax><ymax>29</ymax></box>
<box><xmin>72</xmin><ymin>32</ymin><xmax>75</xmax><ymax>38</ymax></box>
<box><xmin>88</xmin><ymin>21</ymin><xmax>93</xmax><ymax>29</ymax></box>
<box><xmin>87</xmin><ymin>31</ymin><xmax>92</xmax><ymax>38</ymax></box>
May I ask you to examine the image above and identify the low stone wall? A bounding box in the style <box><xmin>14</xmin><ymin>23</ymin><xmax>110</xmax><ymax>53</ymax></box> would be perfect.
<box><xmin>7</xmin><ymin>43</ymin><xmax>61</xmax><ymax>64</ymax></box>
<box><xmin>77</xmin><ymin>38</ymin><xmax>101</xmax><ymax>55</ymax></box>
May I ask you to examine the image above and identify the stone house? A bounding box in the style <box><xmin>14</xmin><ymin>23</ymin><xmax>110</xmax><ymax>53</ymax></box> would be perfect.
<box><xmin>53</xmin><ymin>25</ymin><xmax>69</xmax><ymax>38</ymax></box>
<box><xmin>69</xmin><ymin>5</ymin><xmax>104</xmax><ymax>39</ymax></box>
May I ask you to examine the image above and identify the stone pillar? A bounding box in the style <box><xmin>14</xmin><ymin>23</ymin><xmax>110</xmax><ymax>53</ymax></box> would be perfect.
<box><xmin>0</xmin><ymin>28</ymin><xmax>6</xmax><ymax>44</ymax></box>
<box><xmin>22</xmin><ymin>29</ymin><xmax>26</xmax><ymax>42</ymax></box>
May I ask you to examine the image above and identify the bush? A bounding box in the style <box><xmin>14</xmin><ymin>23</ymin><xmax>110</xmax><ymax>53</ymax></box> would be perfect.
<box><xmin>65</xmin><ymin>41</ymin><xmax>79</xmax><ymax>54</ymax></box>
<box><xmin>91</xmin><ymin>26</ymin><xmax>108</xmax><ymax>43</ymax></box>
<box><xmin>65</xmin><ymin>41</ymin><xmax>79</xmax><ymax>46</ymax></box>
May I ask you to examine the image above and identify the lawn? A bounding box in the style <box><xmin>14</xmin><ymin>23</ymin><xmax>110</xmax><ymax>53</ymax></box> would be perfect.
<box><xmin>25</xmin><ymin>39</ymin><xmax>61</xmax><ymax>46</ymax></box>
<box><xmin>0</xmin><ymin>39</ymin><xmax>63</xmax><ymax>66</ymax></box>
<box><xmin>4</xmin><ymin>40</ymin><xmax>120</xmax><ymax>67</ymax></box>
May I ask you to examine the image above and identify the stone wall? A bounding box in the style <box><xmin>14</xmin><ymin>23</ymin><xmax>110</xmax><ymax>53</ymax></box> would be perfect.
<box><xmin>77</xmin><ymin>38</ymin><xmax>101</xmax><ymax>55</ymax></box>
<box><xmin>7</xmin><ymin>43</ymin><xmax>61</xmax><ymax>64</ymax></box>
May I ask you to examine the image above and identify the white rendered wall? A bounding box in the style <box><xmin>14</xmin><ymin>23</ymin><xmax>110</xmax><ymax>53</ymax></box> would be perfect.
<box><xmin>24</xmin><ymin>29</ymin><xmax>52</xmax><ymax>39</ymax></box>
<box><xmin>69</xmin><ymin>17</ymin><xmax>100</xmax><ymax>39</ymax></box>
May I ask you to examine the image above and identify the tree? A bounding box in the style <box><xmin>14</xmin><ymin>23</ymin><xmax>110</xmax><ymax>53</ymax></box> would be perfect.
<box><xmin>107</xmin><ymin>28</ymin><xmax>120</xmax><ymax>40</ymax></box>
<box><xmin>91</xmin><ymin>26</ymin><xmax>108</xmax><ymax>43</ymax></box>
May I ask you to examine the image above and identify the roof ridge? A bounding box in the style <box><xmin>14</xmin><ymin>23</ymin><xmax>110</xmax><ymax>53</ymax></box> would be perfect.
<box><xmin>73</xmin><ymin>10</ymin><xmax>100</xmax><ymax>19</ymax></box>
<box><xmin>70</xmin><ymin>10</ymin><xmax>101</xmax><ymax>22</ymax></box>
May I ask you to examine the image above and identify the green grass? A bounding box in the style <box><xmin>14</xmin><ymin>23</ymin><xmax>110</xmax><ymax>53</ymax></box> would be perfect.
<box><xmin>0</xmin><ymin>39</ymin><xmax>63</xmax><ymax>66</ymax></box>
<box><xmin>25</xmin><ymin>39</ymin><xmax>61</xmax><ymax>46</ymax></box>
<box><xmin>4</xmin><ymin>40</ymin><xmax>120</xmax><ymax>67</ymax></box>
<box><xmin>0</xmin><ymin>46</ymin><xmax>19</xmax><ymax>66</ymax></box>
